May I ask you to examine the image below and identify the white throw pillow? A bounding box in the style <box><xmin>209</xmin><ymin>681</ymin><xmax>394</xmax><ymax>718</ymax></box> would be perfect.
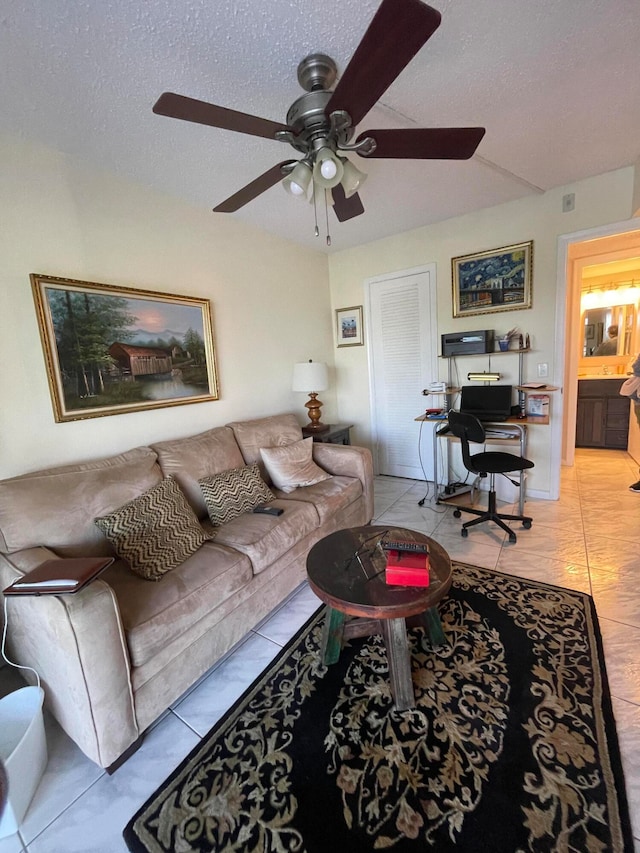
<box><xmin>259</xmin><ymin>437</ymin><xmax>331</xmax><ymax>494</ymax></box>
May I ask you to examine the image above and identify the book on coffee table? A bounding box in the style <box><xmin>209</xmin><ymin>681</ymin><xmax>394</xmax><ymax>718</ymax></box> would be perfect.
<box><xmin>384</xmin><ymin>550</ymin><xmax>430</xmax><ymax>587</ymax></box>
<box><xmin>3</xmin><ymin>557</ymin><xmax>114</xmax><ymax>596</ymax></box>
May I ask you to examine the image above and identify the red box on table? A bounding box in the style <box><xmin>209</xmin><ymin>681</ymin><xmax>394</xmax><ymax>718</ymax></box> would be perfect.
<box><xmin>384</xmin><ymin>549</ymin><xmax>430</xmax><ymax>586</ymax></box>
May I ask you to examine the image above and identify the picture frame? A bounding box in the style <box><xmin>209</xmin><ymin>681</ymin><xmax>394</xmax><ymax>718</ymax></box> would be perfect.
<box><xmin>335</xmin><ymin>305</ymin><xmax>364</xmax><ymax>347</ymax></box>
<box><xmin>451</xmin><ymin>241</ymin><xmax>533</xmax><ymax>318</ymax></box>
<box><xmin>31</xmin><ymin>273</ymin><xmax>219</xmax><ymax>422</ymax></box>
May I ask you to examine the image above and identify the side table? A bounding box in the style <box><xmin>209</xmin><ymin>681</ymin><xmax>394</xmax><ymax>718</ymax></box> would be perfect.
<box><xmin>302</xmin><ymin>423</ymin><xmax>353</xmax><ymax>445</ymax></box>
<box><xmin>306</xmin><ymin>525</ymin><xmax>452</xmax><ymax>711</ymax></box>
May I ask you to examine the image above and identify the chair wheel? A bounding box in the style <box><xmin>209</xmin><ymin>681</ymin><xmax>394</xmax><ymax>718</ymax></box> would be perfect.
<box><xmin>509</xmin><ymin>533</ymin><xmax>517</xmax><ymax>543</ymax></box>
<box><xmin>461</xmin><ymin>527</ymin><xmax>468</xmax><ymax>538</ymax></box>
<box><xmin>453</xmin><ymin>509</ymin><xmax>461</xmax><ymax>518</ymax></box>
<box><xmin>523</xmin><ymin>520</ymin><xmax>532</xmax><ymax>529</ymax></box>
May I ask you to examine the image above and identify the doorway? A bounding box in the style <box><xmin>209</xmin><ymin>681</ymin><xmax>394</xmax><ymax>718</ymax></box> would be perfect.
<box><xmin>365</xmin><ymin>265</ymin><xmax>438</xmax><ymax>479</ymax></box>
<box><xmin>555</xmin><ymin>218</ymin><xmax>640</xmax><ymax>473</ymax></box>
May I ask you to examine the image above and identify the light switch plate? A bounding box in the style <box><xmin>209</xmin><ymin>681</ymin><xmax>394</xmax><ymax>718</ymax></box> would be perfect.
<box><xmin>537</xmin><ymin>362</ymin><xmax>549</xmax><ymax>378</ymax></box>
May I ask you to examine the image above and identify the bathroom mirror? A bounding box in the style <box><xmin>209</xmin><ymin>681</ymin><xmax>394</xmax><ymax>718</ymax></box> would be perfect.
<box><xmin>582</xmin><ymin>304</ymin><xmax>635</xmax><ymax>357</ymax></box>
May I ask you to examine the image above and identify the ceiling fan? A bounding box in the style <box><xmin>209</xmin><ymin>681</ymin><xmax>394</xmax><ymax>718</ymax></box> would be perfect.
<box><xmin>153</xmin><ymin>0</ymin><xmax>485</xmax><ymax>237</ymax></box>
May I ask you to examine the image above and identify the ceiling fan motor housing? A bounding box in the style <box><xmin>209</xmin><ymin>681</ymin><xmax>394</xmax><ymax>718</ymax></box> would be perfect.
<box><xmin>285</xmin><ymin>54</ymin><xmax>356</xmax><ymax>155</ymax></box>
<box><xmin>296</xmin><ymin>53</ymin><xmax>338</xmax><ymax>93</ymax></box>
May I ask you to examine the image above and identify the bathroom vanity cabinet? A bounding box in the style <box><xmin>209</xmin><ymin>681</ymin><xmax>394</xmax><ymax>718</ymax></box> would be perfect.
<box><xmin>576</xmin><ymin>379</ymin><xmax>630</xmax><ymax>448</ymax></box>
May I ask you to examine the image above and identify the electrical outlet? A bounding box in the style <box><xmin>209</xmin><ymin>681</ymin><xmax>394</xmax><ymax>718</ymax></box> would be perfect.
<box><xmin>562</xmin><ymin>193</ymin><xmax>575</xmax><ymax>213</ymax></box>
<box><xmin>537</xmin><ymin>362</ymin><xmax>549</xmax><ymax>378</ymax></box>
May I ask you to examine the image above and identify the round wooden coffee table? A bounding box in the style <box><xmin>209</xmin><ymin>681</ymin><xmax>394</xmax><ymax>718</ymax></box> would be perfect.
<box><xmin>306</xmin><ymin>525</ymin><xmax>452</xmax><ymax>711</ymax></box>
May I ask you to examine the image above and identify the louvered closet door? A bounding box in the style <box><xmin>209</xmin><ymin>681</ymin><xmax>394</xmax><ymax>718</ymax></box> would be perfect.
<box><xmin>366</xmin><ymin>266</ymin><xmax>438</xmax><ymax>479</ymax></box>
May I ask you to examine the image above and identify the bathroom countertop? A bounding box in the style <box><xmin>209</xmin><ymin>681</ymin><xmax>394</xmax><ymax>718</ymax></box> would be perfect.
<box><xmin>577</xmin><ymin>374</ymin><xmax>627</xmax><ymax>380</ymax></box>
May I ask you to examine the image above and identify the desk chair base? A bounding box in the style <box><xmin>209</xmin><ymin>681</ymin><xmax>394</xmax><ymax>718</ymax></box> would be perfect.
<box><xmin>453</xmin><ymin>488</ymin><xmax>532</xmax><ymax>543</ymax></box>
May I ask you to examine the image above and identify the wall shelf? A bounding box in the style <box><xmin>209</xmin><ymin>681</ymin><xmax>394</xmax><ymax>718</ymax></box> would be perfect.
<box><xmin>438</xmin><ymin>347</ymin><xmax>558</xmax><ymax>417</ymax></box>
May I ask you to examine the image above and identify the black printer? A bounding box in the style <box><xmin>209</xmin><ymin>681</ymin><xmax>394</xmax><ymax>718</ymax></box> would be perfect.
<box><xmin>441</xmin><ymin>330</ymin><xmax>494</xmax><ymax>357</ymax></box>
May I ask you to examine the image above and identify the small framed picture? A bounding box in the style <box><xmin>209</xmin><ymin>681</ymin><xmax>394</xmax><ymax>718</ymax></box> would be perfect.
<box><xmin>336</xmin><ymin>305</ymin><xmax>364</xmax><ymax>347</ymax></box>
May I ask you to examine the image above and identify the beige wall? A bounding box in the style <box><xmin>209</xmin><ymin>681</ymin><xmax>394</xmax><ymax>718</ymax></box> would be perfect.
<box><xmin>2</xmin><ymin>131</ymin><xmax>635</xmax><ymax>492</ymax></box>
<box><xmin>0</xmin><ymin>134</ymin><xmax>334</xmax><ymax>478</ymax></box>
<box><xmin>329</xmin><ymin>167</ymin><xmax>635</xmax><ymax>496</ymax></box>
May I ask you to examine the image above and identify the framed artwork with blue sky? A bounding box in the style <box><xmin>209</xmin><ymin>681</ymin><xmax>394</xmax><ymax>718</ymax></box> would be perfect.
<box><xmin>336</xmin><ymin>305</ymin><xmax>364</xmax><ymax>347</ymax></box>
<box><xmin>452</xmin><ymin>241</ymin><xmax>533</xmax><ymax>318</ymax></box>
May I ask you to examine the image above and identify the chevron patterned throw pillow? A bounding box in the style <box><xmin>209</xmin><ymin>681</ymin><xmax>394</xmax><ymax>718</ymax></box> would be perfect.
<box><xmin>95</xmin><ymin>477</ymin><xmax>211</xmax><ymax>581</ymax></box>
<box><xmin>199</xmin><ymin>463</ymin><xmax>274</xmax><ymax>526</ymax></box>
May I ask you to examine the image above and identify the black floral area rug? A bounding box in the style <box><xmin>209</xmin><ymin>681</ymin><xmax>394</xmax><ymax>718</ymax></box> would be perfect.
<box><xmin>124</xmin><ymin>564</ymin><xmax>633</xmax><ymax>852</ymax></box>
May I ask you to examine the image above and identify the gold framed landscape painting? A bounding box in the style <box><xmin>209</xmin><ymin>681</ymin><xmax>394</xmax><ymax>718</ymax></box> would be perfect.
<box><xmin>452</xmin><ymin>241</ymin><xmax>533</xmax><ymax>318</ymax></box>
<box><xmin>31</xmin><ymin>274</ymin><xmax>219</xmax><ymax>422</ymax></box>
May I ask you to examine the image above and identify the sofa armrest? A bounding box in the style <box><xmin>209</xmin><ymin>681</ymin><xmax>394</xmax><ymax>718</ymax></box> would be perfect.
<box><xmin>1</xmin><ymin>553</ymin><xmax>137</xmax><ymax>768</ymax></box>
<box><xmin>312</xmin><ymin>443</ymin><xmax>374</xmax><ymax>522</ymax></box>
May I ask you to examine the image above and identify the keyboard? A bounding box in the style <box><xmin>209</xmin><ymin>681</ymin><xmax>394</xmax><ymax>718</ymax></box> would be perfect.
<box><xmin>484</xmin><ymin>428</ymin><xmax>519</xmax><ymax>439</ymax></box>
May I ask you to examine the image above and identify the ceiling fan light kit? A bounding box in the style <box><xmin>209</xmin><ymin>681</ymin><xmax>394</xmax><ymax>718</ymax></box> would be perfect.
<box><xmin>339</xmin><ymin>157</ymin><xmax>367</xmax><ymax>199</ymax></box>
<box><xmin>153</xmin><ymin>0</ymin><xmax>485</xmax><ymax>241</ymax></box>
<box><xmin>283</xmin><ymin>160</ymin><xmax>313</xmax><ymax>197</ymax></box>
<box><xmin>312</xmin><ymin>146</ymin><xmax>344</xmax><ymax>189</ymax></box>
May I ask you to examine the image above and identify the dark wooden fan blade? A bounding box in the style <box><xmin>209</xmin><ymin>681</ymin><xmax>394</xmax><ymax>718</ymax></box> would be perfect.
<box><xmin>326</xmin><ymin>0</ymin><xmax>441</xmax><ymax>127</ymax></box>
<box><xmin>331</xmin><ymin>184</ymin><xmax>365</xmax><ymax>222</ymax></box>
<box><xmin>153</xmin><ymin>92</ymin><xmax>291</xmax><ymax>140</ymax></box>
<box><xmin>356</xmin><ymin>127</ymin><xmax>486</xmax><ymax>159</ymax></box>
<box><xmin>213</xmin><ymin>161</ymin><xmax>297</xmax><ymax>212</ymax></box>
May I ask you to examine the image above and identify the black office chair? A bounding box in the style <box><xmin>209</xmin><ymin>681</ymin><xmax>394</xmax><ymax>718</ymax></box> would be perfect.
<box><xmin>447</xmin><ymin>410</ymin><xmax>534</xmax><ymax>543</ymax></box>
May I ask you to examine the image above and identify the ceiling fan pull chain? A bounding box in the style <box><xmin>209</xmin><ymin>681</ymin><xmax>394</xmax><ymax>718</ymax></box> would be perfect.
<box><xmin>312</xmin><ymin>183</ymin><xmax>319</xmax><ymax>237</ymax></box>
<box><xmin>325</xmin><ymin>190</ymin><xmax>331</xmax><ymax>247</ymax></box>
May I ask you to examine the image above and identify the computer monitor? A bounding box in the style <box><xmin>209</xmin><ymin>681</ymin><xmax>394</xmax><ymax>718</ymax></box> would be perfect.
<box><xmin>459</xmin><ymin>385</ymin><xmax>513</xmax><ymax>422</ymax></box>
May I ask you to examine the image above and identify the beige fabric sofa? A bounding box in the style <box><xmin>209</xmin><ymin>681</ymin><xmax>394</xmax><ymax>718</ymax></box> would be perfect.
<box><xmin>0</xmin><ymin>414</ymin><xmax>373</xmax><ymax>769</ymax></box>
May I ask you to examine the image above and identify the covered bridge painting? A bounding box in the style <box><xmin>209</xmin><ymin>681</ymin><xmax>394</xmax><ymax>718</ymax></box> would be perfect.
<box><xmin>109</xmin><ymin>342</ymin><xmax>172</xmax><ymax>377</ymax></box>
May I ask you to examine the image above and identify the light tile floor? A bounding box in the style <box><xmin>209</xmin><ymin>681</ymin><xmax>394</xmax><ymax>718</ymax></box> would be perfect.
<box><xmin>1</xmin><ymin>448</ymin><xmax>638</xmax><ymax>851</ymax></box>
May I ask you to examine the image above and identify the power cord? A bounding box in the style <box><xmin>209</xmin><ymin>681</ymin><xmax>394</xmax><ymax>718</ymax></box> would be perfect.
<box><xmin>2</xmin><ymin>597</ymin><xmax>41</xmax><ymax>689</ymax></box>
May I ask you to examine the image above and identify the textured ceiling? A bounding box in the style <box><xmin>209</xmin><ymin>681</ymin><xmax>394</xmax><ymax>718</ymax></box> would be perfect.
<box><xmin>2</xmin><ymin>0</ymin><xmax>639</xmax><ymax>252</ymax></box>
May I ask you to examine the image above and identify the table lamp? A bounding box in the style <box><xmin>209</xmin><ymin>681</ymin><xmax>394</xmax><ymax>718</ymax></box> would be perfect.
<box><xmin>292</xmin><ymin>360</ymin><xmax>329</xmax><ymax>432</ymax></box>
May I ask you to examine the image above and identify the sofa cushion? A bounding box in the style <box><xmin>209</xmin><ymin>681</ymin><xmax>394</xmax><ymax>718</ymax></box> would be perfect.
<box><xmin>95</xmin><ymin>477</ymin><xmax>212</xmax><ymax>581</ymax></box>
<box><xmin>214</xmin><ymin>499</ymin><xmax>319</xmax><ymax>574</ymax></box>
<box><xmin>199</xmin><ymin>464</ymin><xmax>274</xmax><ymax>526</ymax></box>
<box><xmin>103</xmin><ymin>542</ymin><xmax>253</xmax><ymax>667</ymax></box>
<box><xmin>0</xmin><ymin>447</ymin><xmax>162</xmax><ymax>556</ymax></box>
<box><xmin>276</xmin><ymin>475</ymin><xmax>363</xmax><ymax>523</ymax></box>
<box><xmin>227</xmin><ymin>414</ymin><xmax>302</xmax><ymax>483</ymax></box>
<box><xmin>151</xmin><ymin>426</ymin><xmax>245</xmax><ymax>519</ymax></box>
<box><xmin>259</xmin><ymin>437</ymin><xmax>331</xmax><ymax>493</ymax></box>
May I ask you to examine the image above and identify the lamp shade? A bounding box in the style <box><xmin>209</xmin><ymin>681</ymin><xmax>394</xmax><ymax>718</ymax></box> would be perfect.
<box><xmin>312</xmin><ymin>148</ymin><xmax>344</xmax><ymax>190</ymax></box>
<box><xmin>292</xmin><ymin>361</ymin><xmax>329</xmax><ymax>393</ymax></box>
<box><xmin>340</xmin><ymin>157</ymin><xmax>367</xmax><ymax>198</ymax></box>
<box><xmin>283</xmin><ymin>161</ymin><xmax>313</xmax><ymax>198</ymax></box>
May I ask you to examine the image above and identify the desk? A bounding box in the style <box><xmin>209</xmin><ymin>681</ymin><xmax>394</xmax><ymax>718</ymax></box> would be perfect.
<box><xmin>415</xmin><ymin>414</ymin><xmax>542</xmax><ymax>516</ymax></box>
